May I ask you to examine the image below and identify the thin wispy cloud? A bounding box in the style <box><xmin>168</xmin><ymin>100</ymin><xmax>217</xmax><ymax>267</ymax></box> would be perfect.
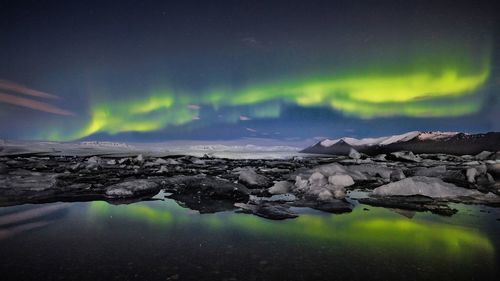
<box><xmin>0</xmin><ymin>80</ymin><xmax>73</xmax><ymax>116</ymax></box>
<box><xmin>0</xmin><ymin>80</ymin><xmax>58</xmax><ymax>99</ymax></box>
<box><xmin>0</xmin><ymin>92</ymin><xmax>73</xmax><ymax>116</ymax></box>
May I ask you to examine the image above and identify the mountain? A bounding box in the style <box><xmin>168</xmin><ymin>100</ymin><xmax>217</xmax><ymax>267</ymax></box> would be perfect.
<box><xmin>301</xmin><ymin>131</ymin><xmax>500</xmax><ymax>155</ymax></box>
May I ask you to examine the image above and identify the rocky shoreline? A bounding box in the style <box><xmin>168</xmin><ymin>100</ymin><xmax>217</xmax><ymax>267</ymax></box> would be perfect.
<box><xmin>1</xmin><ymin>150</ymin><xmax>499</xmax><ymax>219</ymax></box>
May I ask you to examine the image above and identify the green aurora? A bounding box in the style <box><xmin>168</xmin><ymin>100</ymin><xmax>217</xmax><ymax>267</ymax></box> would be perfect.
<box><xmin>45</xmin><ymin>48</ymin><xmax>492</xmax><ymax>141</ymax></box>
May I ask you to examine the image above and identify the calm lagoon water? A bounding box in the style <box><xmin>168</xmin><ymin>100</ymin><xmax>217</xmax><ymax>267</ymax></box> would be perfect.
<box><xmin>1</xmin><ymin>194</ymin><xmax>499</xmax><ymax>281</ymax></box>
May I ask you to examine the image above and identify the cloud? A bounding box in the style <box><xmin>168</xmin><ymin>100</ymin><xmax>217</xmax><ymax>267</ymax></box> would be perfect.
<box><xmin>0</xmin><ymin>80</ymin><xmax>74</xmax><ymax>116</ymax></box>
<box><xmin>0</xmin><ymin>92</ymin><xmax>73</xmax><ymax>116</ymax></box>
<box><xmin>0</xmin><ymin>80</ymin><xmax>58</xmax><ymax>99</ymax></box>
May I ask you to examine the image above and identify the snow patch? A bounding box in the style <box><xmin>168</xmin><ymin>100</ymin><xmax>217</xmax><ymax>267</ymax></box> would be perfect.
<box><xmin>320</xmin><ymin>139</ymin><xmax>339</xmax><ymax>147</ymax></box>
<box><xmin>378</xmin><ymin>131</ymin><xmax>421</xmax><ymax>145</ymax></box>
<box><xmin>417</xmin><ymin>131</ymin><xmax>460</xmax><ymax>141</ymax></box>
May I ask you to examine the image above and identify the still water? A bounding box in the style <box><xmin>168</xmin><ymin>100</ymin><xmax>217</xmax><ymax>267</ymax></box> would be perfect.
<box><xmin>1</xmin><ymin>194</ymin><xmax>499</xmax><ymax>281</ymax></box>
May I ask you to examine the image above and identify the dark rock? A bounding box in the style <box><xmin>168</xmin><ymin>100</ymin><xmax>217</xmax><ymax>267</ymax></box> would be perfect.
<box><xmin>390</xmin><ymin>169</ymin><xmax>406</xmax><ymax>181</ymax></box>
<box><xmin>312</xmin><ymin>200</ymin><xmax>353</xmax><ymax>213</ymax></box>
<box><xmin>118</xmin><ymin>158</ymin><xmax>131</xmax><ymax>165</ymax></box>
<box><xmin>487</xmin><ymin>163</ymin><xmax>500</xmax><ymax>179</ymax></box>
<box><xmin>163</xmin><ymin>175</ymin><xmax>250</xmax><ymax>201</ymax></box>
<box><xmin>235</xmin><ymin>202</ymin><xmax>298</xmax><ymax>220</ymax></box>
<box><xmin>358</xmin><ymin>195</ymin><xmax>457</xmax><ymax>216</ymax></box>
<box><xmin>236</xmin><ymin>167</ymin><xmax>271</xmax><ymax>188</ymax></box>
<box><xmin>105</xmin><ymin>180</ymin><xmax>160</xmax><ymax>198</ymax></box>
<box><xmin>387</xmin><ymin>151</ymin><xmax>421</xmax><ymax>162</ymax></box>
<box><xmin>168</xmin><ymin>193</ymin><xmax>237</xmax><ymax>213</ymax></box>
<box><xmin>350</xmin><ymin>179</ymin><xmax>386</xmax><ymax>190</ymax></box>
<box><xmin>0</xmin><ymin>163</ymin><xmax>7</xmax><ymax>174</ymax></box>
<box><xmin>0</xmin><ymin>170</ymin><xmax>160</xmax><ymax>206</ymax></box>
<box><xmin>249</xmin><ymin>189</ymin><xmax>269</xmax><ymax>196</ymax></box>
<box><xmin>440</xmin><ymin>170</ymin><xmax>468</xmax><ymax>187</ymax></box>
<box><xmin>411</xmin><ymin>165</ymin><xmax>447</xmax><ymax>177</ymax></box>
<box><xmin>290</xmin><ymin>199</ymin><xmax>353</xmax><ymax>214</ymax></box>
<box><xmin>490</xmin><ymin>152</ymin><xmax>500</xmax><ymax>160</ymax></box>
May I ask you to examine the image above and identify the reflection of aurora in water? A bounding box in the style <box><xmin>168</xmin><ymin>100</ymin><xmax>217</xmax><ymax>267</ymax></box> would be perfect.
<box><xmin>45</xmin><ymin>49</ymin><xmax>492</xmax><ymax>140</ymax></box>
<box><xmin>88</xmin><ymin>200</ymin><xmax>495</xmax><ymax>262</ymax></box>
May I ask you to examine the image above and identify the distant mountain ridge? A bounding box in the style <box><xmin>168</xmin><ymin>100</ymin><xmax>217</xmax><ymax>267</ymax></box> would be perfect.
<box><xmin>301</xmin><ymin>131</ymin><xmax>500</xmax><ymax>155</ymax></box>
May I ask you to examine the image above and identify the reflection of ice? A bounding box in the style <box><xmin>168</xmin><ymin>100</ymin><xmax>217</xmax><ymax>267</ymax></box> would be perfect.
<box><xmin>0</xmin><ymin>203</ymin><xmax>68</xmax><ymax>240</ymax></box>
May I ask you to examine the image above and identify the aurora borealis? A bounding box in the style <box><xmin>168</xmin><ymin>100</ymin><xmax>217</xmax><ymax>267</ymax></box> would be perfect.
<box><xmin>53</xmin><ymin>59</ymin><xmax>491</xmax><ymax>140</ymax></box>
<box><xmin>0</xmin><ymin>0</ymin><xmax>498</xmax><ymax>141</ymax></box>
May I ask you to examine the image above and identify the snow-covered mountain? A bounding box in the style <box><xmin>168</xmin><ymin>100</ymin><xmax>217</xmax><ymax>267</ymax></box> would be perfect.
<box><xmin>302</xmin><ymin>131</ymin><xmax>500</xmax><ymax>155</ymax></box>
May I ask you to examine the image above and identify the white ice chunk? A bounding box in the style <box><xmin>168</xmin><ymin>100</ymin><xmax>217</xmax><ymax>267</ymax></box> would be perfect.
<box><xmin>372</xmin><ymin>176</ymin><xmax>481</xmax><ymax>198</ymax></box>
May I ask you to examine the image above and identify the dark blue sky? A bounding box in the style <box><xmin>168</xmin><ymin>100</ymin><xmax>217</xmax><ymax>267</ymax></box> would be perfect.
<box><xmin>0</xmin><ymin>0</ymin><xmax>498</xmax><ymax>142</ymax></box>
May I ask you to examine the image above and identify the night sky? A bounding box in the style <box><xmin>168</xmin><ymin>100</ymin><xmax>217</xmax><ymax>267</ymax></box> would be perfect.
<box><xmin>0</xmin><ymin>0</ymin><xmax>498</xmax><ymax>142</ymax></box>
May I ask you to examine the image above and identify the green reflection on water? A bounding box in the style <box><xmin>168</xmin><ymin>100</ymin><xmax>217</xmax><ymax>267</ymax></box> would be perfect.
<box><xmin>88</xmin><ymin>200</ymin><xmax>495</xmax><ymax>262</ymax></box>
<box><xmin>89</xmin><ymin>201</ymin><xmax>175</xmax><ymax>224</ymax></box>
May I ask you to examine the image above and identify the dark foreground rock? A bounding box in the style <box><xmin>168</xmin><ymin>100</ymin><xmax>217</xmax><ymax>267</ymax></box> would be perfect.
<box><xmin>235</xmin><ymin>202</ymin><xmax>299</xmax><ymax>220</ymax></box>
<box><xmin>162</xmin><ymin>175</ymin><xmax>251</xmax><ymax>213</ymax></box>
<box><xmin>168</xmin><ymin>193</ymin><xmax>238</xmax><ymax>214</ymax></box>
<box><xmin>0</xmin><ymin>170</ymin><xmax>161</xmax><ymax>206</ymax></box>
<box><xmin>358</xmin><ymin>195</ymin><xmax>457</xmax><ymax>216</ymax></box>
<box><xmin>105</xmin><ymin>180</ymin><xmax>159</xmax><ymax>198</ymax></box>
<box><xmin>162</xmin><ymin>175</ymin><xmax>250</xmax><ymax>201</ymax></box>
<box><xmin>290</xmin><ymin>199</ymin><xmax>354</xmax><ymax>214</ymax></box>
<box><xmin>0</xmin><ymin>151</ymin><xmax>499</xmax><ymax>219</ymax></box>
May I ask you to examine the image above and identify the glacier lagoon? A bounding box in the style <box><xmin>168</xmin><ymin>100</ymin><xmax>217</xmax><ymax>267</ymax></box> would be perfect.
<box><xmin>0</xmin><ymin>193</ymin><xmax>499</xmax><ymax>281</ymax></box>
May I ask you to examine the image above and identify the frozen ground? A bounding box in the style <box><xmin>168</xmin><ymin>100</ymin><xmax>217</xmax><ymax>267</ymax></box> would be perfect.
<box><xmin>0</xmin><ymin>139</ymin><xmax>304</xmax><ymax>159</ymax></box>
